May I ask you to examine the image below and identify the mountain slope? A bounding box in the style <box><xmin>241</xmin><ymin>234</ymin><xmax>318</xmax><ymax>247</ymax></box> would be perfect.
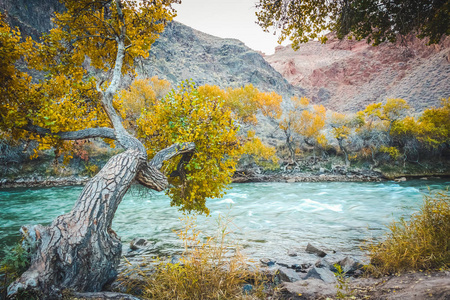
<box><xmin>136</xmin><ymin>21</ymin><xmax>300</xmax><ymax>97</ymax></box>
<box><xmin>264</xmin><ymin>34</ymin><xmax>450</xmax><ymax>112</ymax></box>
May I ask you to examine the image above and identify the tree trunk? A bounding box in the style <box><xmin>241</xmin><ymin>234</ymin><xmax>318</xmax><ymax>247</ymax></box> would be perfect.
<box><xmin>8</xmin><ymin>150</ymin><xmax>144</xmax><ymax>298</ymax></box>
<box><xmin>8</xmin><ymin>141</ymin><xmax>195</xmax><ymax>299</ymax></box>
<box><xmin>338</xmin><ymin>139</ymin><xmax>350</xmax><ymax>166</ymax></box>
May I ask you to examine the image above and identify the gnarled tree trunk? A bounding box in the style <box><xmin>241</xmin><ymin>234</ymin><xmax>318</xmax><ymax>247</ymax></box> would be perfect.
<box><xmin>8</xmin><ymin>143</ymin><xmax>195</xmax><ymax>299</ymax></box>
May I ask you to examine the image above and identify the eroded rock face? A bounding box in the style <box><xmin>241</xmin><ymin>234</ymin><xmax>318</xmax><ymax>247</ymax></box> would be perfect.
<box><xmin>264</xmin><ymin>33</ymin><xmax>450</xmax><ymax>112</ymax></box>
<box><xmin>138</xmin><ymin>21</ymin><xmax>301</xmax><ymax>98</ymax></box>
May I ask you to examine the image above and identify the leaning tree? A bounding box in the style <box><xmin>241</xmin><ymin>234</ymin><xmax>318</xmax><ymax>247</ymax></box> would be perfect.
<box><xmin>0</xmin><ymin>0</ymin><xmax>243</xmax><ymax>298</ymax></box>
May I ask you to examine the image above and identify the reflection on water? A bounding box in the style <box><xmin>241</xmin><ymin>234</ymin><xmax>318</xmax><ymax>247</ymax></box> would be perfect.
<box><xmin>1</xmin><ymin>179</ymin><xmax>448</xmax><ymax>261</ymax></box>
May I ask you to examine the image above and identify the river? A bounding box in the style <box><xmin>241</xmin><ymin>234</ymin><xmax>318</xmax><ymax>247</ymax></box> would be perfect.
<box><xmin>1</xmin><ymin>179</ymin><xmax>449</xmax><ymax>262</ymax></box>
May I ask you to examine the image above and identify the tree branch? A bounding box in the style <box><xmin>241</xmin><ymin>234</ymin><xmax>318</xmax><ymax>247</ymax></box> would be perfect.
<box><xmin>149</xmin><ymin>142</ymin><xmax>196</xmax><ymax>169</ymax></box>
<box><xmin>135</xmin><ymin>142</ymin><xmax>196</xmax><ymax>191</ymax></box>
<box><xmin>23</xmin><ymin>123</ymin><xmax>116</xmax><ymax>140</ymax></box>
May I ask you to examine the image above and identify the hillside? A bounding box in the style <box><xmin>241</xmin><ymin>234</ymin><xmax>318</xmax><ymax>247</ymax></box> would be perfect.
<box><xmin>264</xmin><ymin>34</ymin><xmax>450</xmax><ymax>112</ymax></box>
<box><xmin>135</xmin><ymin>21</ymin><xmax>300</xmax><ymax>97</ymax></box>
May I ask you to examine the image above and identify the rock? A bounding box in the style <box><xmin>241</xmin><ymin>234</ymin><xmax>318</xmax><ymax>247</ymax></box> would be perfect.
<box><xmin>304</xmin><ymin>267</ymin><xmax>336</xmax><ymax>283</ymax></box>
<box><xmin>278</xmin><ymin>267</ymin><xmax>302</xmax><ymax>282</ymax></box>
<box><xmin>128</xmin><ymin>238</ymin><xmax>155</xmax><ymax>254</ymax></box>
<box><xmin>130</xmin><ymin>238</ymin><xmax>147</xmax><ymax>250</ymax></box>
<box><xmin>315</xmin><ymin>258</ymin><xmax>338</xmax><ymax>273</ymax></box>
<box><xmin>260</xmin><ymin>258</ymin><xmax>276</xmax><ymax>267</ymax></box>
<box><xmin>242</xmin><ymin>284</ymin><xmax>253</xmax><ymax>294</ymax></box>
<box><xmin>170</xmin><ymin>255</ymin><xmax>181</xmax><ymax>264</ymax></box>
<box><xmin>305</xmin><ymin>243</ymin><xmax>327</xmax><ymax>257</ymax></box>
<box><xmin>282</xmin><ymin>278</ymin><xmax>337</xmax><ymax>299</ymax></box>
<box><xmin>266</xmin><ymin>33</ymin><xmax>450</xmax><ymax>113</ymax></box>
<box><xmin>420</xmin><ymin>177</ymin><xmax>428</xmax><ymax>180</ymax></box>
<box><xmin>134</xmin><ymin>238</ymin><xmax>147</xmax><ymax>246</ymax></box>
<box><xmin>337</xmin><ymin>256</ymin><xmax>364</xmax><ymax>274</ymax></box>
<box><xmin>319</xmin><ymin>167</ymin><xmax>325</xmax><ymax>174</ymax></box>
<box><xmin>286</xmin><ymin>178</ymin><xmax>296</xmax><ymax>183</ymax></box>
<box><xmin>395</xmin><ymin>176</ymin><xmax>407</xmax><ymax>182</ymax></box>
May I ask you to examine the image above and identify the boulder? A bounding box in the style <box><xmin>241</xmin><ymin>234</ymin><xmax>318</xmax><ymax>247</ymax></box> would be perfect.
<box><xmin>282</xmin><ymin>278</ymin><xmax>337</xmax><ymax>299</ymax></box>
<box><xmin>337</xmin><ymin>256</ymin><xmax>364</xmax><ymax>275</ymax></box>
<box><xmin>127</xmin><ymin>238</ymin><xmax>155</xmax><ymax>255</ymax></box>
<box><xmin>304</xmin><ymin>267</ymin><xmax>336</xmax><ymax>283</ymax></box>
<box><xmin>315</xmin><ymin>258</ymin><xmax>338</xmax><ymax>273</ymax></box>
<box><xmin>278</xmin><ymin>267</ymin><xmax>302</xmax><ymax>282</ymax></box>
<box><xmin>305</xmin><ymin>243</ymin><xmax>327</xmax><ymax>257</ymax></box>
<box><xmin>260</xmin><ymin>258</ymin><xmax>276</xmax><ymax>267</ymax></box>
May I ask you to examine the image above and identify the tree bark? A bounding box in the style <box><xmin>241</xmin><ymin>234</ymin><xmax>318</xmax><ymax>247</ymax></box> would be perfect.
<box><xmin>8</xmin><ymin>150</ymin><xmax>142</xmax><ymax>298</ymax></box>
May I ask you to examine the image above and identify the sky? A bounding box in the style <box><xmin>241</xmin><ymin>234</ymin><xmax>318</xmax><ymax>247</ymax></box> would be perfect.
<box><xmin>173</xmin><ymin>0</ymin><xmax>289</xmax><ymax>55</ymax></box>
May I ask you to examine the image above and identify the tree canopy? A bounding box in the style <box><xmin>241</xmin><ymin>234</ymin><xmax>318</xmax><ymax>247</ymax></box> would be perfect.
<box><xmin>255</xmin><ymin>0</ymin><xmax>450</xmax><ymax>49</ymax></box>
<box><xmin>0</xmin><ymin>0</ymin><xmax>180</xmax><ymax>149</ymax></box>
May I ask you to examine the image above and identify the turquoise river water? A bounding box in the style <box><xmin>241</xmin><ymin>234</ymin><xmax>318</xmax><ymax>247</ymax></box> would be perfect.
<box><xmin>1</xmin><ymin>179</ymin><xmax>449</xmax><ymax>262</ymax></box>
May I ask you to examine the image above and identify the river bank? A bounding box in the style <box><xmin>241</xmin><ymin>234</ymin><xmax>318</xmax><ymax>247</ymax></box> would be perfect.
<box><xmin>3</xmin><ymin>167</ymin><xmax>446</xmax><ymax>189</ymax></box>
<box><xmin>112</xmin><ymin>239</ymin><xmax>450</xmax><ymax>300</ymax></box>
<box><xmin>3</xmin><ymin>169</ymin><xmax>448</xmax><ymax>189</ymax></box>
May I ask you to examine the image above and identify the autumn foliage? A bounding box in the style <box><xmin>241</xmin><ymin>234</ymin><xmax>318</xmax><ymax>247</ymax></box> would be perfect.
<box><xmin>118</xmin><ymin>79</ymin><xmax>280</xmax><ymax>212</ymax></box>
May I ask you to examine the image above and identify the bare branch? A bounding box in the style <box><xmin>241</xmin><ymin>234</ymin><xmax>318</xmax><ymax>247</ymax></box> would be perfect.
<box><xmin>149</xmin><ymin>142</ymin><xmax>196</xmax><ymax>169</ymax></box>
<box><xmin>22</xmin><ymin>123</ymin><xmax>116</xmax><ymax>140</ymax></box>
<box><xmin>136</xmin><ymin>142</ymin><xmax>196</xmax><ymax>191</ymax></box>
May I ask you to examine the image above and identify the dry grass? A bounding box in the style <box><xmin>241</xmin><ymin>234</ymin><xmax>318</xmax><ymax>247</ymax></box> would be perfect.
<box><xmin>119</xmin><ymin>214</ymin><xmax>268</xmax><ymax>300</ymax></box>
<box><xmin>367</xmin><ymin>190</ymin><xmax>450</xmax><ymax>276</ymax></box>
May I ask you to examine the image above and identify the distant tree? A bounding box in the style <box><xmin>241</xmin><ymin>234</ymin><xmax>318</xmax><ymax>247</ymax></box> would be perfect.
<box><xmin>279</xmin><ymin>96</ymin><xmax>309</xmax><ymax>162</ymax></box>
<box><xmin>330</xmin><ymin>112</ymin><xmax>353</xmax><ymax>166</ymax></box>
<box><xmin>297</xmin><ymin>104</ymin><xmax>327</xmax><ymax>149</ymax></box>
<box><xmin>391</xmin><ymin>97</ymin><xmax>450</xmax><ymax>160</ymax></box>
<box><xmin>255</xmin><ymin>0</ymin><xmax>449</xmax><ymax>49</ymax></box>
<box><xmin>363</xmin><ymin>98</ymin><xmax>410</xmax><ymax>147</ymax></box>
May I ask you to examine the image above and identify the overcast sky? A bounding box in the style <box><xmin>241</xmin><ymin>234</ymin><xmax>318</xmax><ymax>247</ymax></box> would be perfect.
<box><xmin>173</xmin><ymin>0</ymin><xmax>288</xmax><ymax>55</ymax></box>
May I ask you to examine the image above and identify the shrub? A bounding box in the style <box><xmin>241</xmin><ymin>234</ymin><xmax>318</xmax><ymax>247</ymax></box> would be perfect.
<box><xmin>367</xmin><ymin>190</ymin><xmax>450</xmax><ymax>275</ymax></box>
<box><xmin>0</xmin><ymin>240</ymin><xmax>33</xmax><ymax>298</ymax></box>
<box><xmin>118</xmin><ymin>215</ymin><xmax>266</xmax><ymax>299</ymax></box>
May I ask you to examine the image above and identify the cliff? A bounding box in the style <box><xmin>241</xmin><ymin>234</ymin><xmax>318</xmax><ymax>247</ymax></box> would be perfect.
<box><xmin>264</xmin><ymin>34</ymin><xmax>450</xmax><ymax>112</ymax></box>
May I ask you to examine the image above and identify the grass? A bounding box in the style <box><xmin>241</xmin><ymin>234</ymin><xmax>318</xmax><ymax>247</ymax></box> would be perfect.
<box><xmin>117</xmin><ymin>214</ymin><xmax>269</xmax><ymax>300</ymax></box>
<box><xmin>367</xmin><ymin>190</ymin><xmax>450</xmax><ymax>276</ymax></box>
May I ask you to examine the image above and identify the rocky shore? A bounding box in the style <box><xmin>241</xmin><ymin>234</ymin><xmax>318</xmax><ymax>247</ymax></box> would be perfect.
<box><xmin>114</xmin><ymin>239</ymin><xmax>450</xmax><ymax>300</ymax></box>
<box><xmin>0</xmin><ymin>166</ymin><xmax>386</xmax><ymax>189</ymax></box>
<box><xmin>0</xmin><ymin>175</ymin><xmax>91</xmax><ymax>189</ymax></box>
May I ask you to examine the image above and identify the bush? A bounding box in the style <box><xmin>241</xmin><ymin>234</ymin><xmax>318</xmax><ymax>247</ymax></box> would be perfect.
<box><xmin>118</xmin><ymin>215</ymin><xmax>266</xmax><ymax>299</ymax></box>
<box><xmin>0</xmin><ymin>240</ymin><xmax>33</xmax><ymax>298</ymax></box>
<box><xmin>367</xmin><ymin>190</ymin><xmax>450</xmax><ymax>275</ymax></box>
